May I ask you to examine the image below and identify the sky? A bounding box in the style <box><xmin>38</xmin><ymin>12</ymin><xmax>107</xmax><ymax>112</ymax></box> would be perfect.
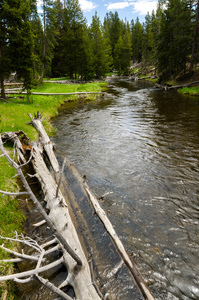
<box><xmin>79</xmin><ymin>0</ymin><xmax>158</xmax><ymax>24</ymax></box>
<box><xmin>37</xmin><ymin>0</ymin><xmax>159</xmax><ymax>25</ymax></box>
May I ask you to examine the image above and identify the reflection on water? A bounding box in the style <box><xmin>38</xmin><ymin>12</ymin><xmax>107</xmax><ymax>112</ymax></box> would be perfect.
<box><xmin>52</xmin><ymin>78</ymin><xmax>199</xmax><ymax>300</ymax></box>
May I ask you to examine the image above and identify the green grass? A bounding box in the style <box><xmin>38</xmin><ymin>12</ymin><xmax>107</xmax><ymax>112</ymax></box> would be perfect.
<box><xmin>43</xmin><ymin>76</ymin><xmax>70</xmax><ymax>81</ymax></box>
<box><xmin>178</xmin><ymin>86</ymin><xmax>199</xmax><ymax>96</ymax></box>
<box><xmin>0</xmin><ymin>80</ymin><xmax>107</xmax><ymax>298</ymax></box>
<box><xmin>1</xmin><ymin>81</ymin><xmax>107</xmax><ymax>140</ymax></box>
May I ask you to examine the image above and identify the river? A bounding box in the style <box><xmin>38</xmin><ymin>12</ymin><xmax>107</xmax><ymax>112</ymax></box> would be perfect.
<box><xmin>51</xmin><ymin>78</ymin><xmax>199</xmax><ymax>300</ymax></box>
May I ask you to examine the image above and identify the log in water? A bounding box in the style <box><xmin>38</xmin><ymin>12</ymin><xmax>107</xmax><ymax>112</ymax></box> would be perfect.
<box><xmin>52</xmin><ymin>77</ymin><xmax>199</xmax><ymax>300</ymax></box>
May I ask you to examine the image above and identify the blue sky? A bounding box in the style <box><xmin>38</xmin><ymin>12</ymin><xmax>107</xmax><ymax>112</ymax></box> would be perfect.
<box><xmin>37</xmin><ymin>0</ymin><xmax>158</xmax><ymax>25</ymax></box>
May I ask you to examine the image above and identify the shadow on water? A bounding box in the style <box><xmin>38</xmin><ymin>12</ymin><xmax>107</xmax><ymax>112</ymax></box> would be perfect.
<box><xmin>51</xmin><ymin>78</ymin><xmax>199</xmax><ymax>299</ymax></box>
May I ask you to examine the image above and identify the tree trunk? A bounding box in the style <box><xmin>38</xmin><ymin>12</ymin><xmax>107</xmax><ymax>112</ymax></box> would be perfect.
<box><xmin>41</xmin><ymin>0</ymin><xmax>46</xmax><ymax>82</ymax></box>
<box><xmin>0</xmin><ymin>78</ymin><xmax>5</xmax><ymax>99</ymax></box>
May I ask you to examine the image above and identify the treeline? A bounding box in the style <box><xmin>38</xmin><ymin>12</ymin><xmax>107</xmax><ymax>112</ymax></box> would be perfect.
<box><xmin>1</xmin><ymin>0</ymin><xmax>199</xmax><ymax>99</ymax></box>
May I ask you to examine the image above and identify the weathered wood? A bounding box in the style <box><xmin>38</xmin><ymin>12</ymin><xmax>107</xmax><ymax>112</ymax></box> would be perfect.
<box><xmin>63</xmin><ymin>155</ymin><xmax>155</xmax><ymax>300</ymax></box>
<box><xmin>5</xmin><ymin>91</ymin><xmax>102</xmax><ymax>96</ymax></box>
<box><xmin>0</xmin><ymin>133</ymin><xmax>102</xmax><ymax>299</ymax></box>
<box><xmin>34</xmin><ymin>274</ymin><xmax>73</xmax><ymax>300</ymax></box>
<box><xmin>84</xmin><ymin>184</ymin><xmax>155</xmax><ymax>300</ymax></box>
<box><xmin>0</xmin><ymin>257</ymin><xmax>64</xmax><ymax>281</ymax></box>
<box><xmin>4</xmin><ymin>83</ymin><xmax>23</xmax><ymax>86</ymax></box>
<box><xmin>30</xmin><ymin>141</ymin><xmax>102</xmax><ymax>300</ymax></box>
<box><xmin>28</xmin><ymin>112</ymin><xmax>60</xmax><ymax>175</ymax></box>
<box><xmin>0</xmin><ymin>135</ymin><xmax>83</xmax><ymax>267</ymax></box>
<box><xmin>0</xmin><ymin>115</ymin><xmax>155</xmax><ymax>299</ymax></box>
<box><xmin>2</xmin><ymin>131</ymin><xmax>26</xmax><ymax>163</ymax></box>
<box><xmin>154</xmin><ymin>80</ymin><xmax>199</xmax><ymax>90</ymax></box>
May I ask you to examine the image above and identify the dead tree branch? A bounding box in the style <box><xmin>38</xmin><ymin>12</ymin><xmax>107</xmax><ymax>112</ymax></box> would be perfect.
<box><xmin>0</xmin><ymin>135</ymin><xmax>83</xmax><ymax>267</ymax></box>
<box><xmin>0</xmin><ymin>128</ymin><xmax>102</xmax><ymax>299</ymax></box>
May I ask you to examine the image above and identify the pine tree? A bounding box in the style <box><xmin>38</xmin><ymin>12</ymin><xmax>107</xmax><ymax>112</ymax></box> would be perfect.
<box><xmin>89</xmin><ymin>12</ymin><xmax>112</xmax><ymax>78</ymax></box>
<box><xmin>131</xmin><ymin>17</ymin><xmax>143</xmax><ymax>62</ymax></box>
<box><xmin>157</xmin><ymin>0</ymin><xmax>191</xmax><ymax>79</ymax></box>
<box><xmin>41</xmin><ymin>0</ymin><xmax>61</xmax><ymax>80</ymax></box>
<box><xmin>189</xmin><ymin>0</ymin><xmax>199</xmax><ymax>74</ymax></box>
<box><xmin>0</xmin><ymin>0</ymin><xmax>35</xmax><ymax>100</ymax></box>
<box><xmin>114</xmin><ymin>29</ymin><xmax>131</xmax><ymax>75</ymax></box>
<box><xmin>103</xmin><ymin>11</ymin><xmax>122</xmax><ymax>66</ymax></box>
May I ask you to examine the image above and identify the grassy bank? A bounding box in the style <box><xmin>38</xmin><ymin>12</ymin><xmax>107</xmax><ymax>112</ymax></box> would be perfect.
<box><xmin>0</xmin><ymin>80</ymin><xmax>107</xmax><ymax>298</ymax></box>
<box><xmin>178</xmin><ymin>86</ymin><xmax>199</xmax><ymax>96</ymax></box>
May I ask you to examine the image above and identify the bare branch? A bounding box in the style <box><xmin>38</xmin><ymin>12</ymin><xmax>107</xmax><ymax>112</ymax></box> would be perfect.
<box><xmin>0</xmin><ymin>234</ymin><xmax>42</xmax><ymax>253</ymax></box>
<box><xmin>41</xmin><ymin>238</ymin><xmax>57</xmax><ymax>249</ymax></box>
<box><xmin>34</xmin><ymin>274</ymin><xmax>73</xmax><ymax>300</ymax></box>
<box><xmin>14</xmin><ymin>277</ymin><xmax>33</xmax><ymax>284</ymax></box>
<box><xmin>18</xmin><ymin>148</ymin><xmax>34</xmax><ymax>169</ymax></box>
<box><xmin>44</xmin><ymin>245</ymin><xmax>60</xmax><ymax>256</ymax></box>
<box><xmin>0</xmin><ymin>135</ymin><xmax>83</xmax><ymax>266</ymax></box>
<box><xmin>0</xmin><ymin>257</ymin><xmax>64</xmax><ymax>281</ymax></box>
<box><xmin>56</xmin><ymin>158</ymin><xmax>66</xmax><ymax>198</ymax></box>
<box><xmin>0</xmin><ymin>190</ymin><xmax>29</xmax><ymax>196</ymax></box>
<box><xmin>0</xmin><ymin>245</ymin><xmax>44</xmax><ymax>262</ymax></box>
<box><xmin>33</xmin><ymin>220</ymin><xmax>46</xmax><ymax>227</ymax></box>
<box><xmin>0</xmin><ymin>258</ymin><xmax>25</xmax><ymax>263</ymax></box>
<box><xmin>35</xmin><ymin>249</ymin><xmax>45</xmax><ymax>274</ymax></box>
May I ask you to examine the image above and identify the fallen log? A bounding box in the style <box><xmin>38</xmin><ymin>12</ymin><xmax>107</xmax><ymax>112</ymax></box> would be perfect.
<box><xmin>0</xmin><ymin>131</ymin><xmax>102</xmax><ymax>299</ymax></box>
<box><xmin>0</xmin><ymin>114</ymin><xmax>155</xmax><ymax>299</ymax></box>
<box><xmin>28</xmin><ymin>114</ymin><xmax>155</xmax><ymax>299</ymax></box>
<box><xmin>154</xmin><ymin>80</ymin><xmax>199</xmax><ymax>90</ymax></box>
<box><xmin>5</xmin><ymin>91</ymin><xmax>102</xmax><ymax>96</ymax></box>
<box><xmin>63</xmin><ymin>155</ymin><xmax>155</xmax><ymax>300</ymax></box>
<box><xmin>4</xmin><ymin>83</ymin><xmax>23</xmax><ymax>86</ymax></box>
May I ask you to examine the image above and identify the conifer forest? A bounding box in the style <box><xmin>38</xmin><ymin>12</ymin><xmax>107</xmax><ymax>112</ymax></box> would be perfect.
<box><xmin>1</xmin><ymin>0</ymin><xmax>199</xmax><ymax>94</ymax></box>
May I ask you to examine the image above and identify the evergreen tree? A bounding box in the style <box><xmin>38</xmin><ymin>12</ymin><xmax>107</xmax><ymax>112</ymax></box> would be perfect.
<box><xmin>103</xmin><ymin>11</ymin><xmax>122</xmax><ymax>65</ymax></box>
<box><xmin>142</xmin><ymin>13</ymin><xmax>154</xmax><ymax>66</ymax></box>
<box><xmin>30</xmin><ymin>5</ymin><xmax>43</xmax><ymax>80</ymax></box>
<box><xmin>0</xmin><ymin>0</ymin><xmax>35</xmax><ymax>99</ymax></box>
<box><xmin>114</xmin><ymin>27</ymin><xmax>131</xmax><ymax>75</ymax></box>
<box><xmin>157</xmin><ymin>0</ymin><xmax>191</xmax><ymax>79</ymax></box>
<box><xmin>89</xmin><ymin>12</ymin><xmax>112</xmax><ymax>78</ymax></box>
<box><xmin>58</xmin><ymin>0</ymin><xmax>87</xmax><ymax>79</ymax></box>
<box><xmin>41</xmin><ymin>0</ymin><xmax>61</xmax><ymax>79</ymax></box>
<box><xmin>131</xmin><ymin>17</ymin><xmax>143</xmax><ymax>62</ymax></box>
<box><xmin>189</xmin><ymin>0</ymin><xmax>199</xmax><ymax>74</ymax></box>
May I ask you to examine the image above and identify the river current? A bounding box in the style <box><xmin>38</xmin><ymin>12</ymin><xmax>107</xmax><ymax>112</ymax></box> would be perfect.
<box><xmin>52</xmin><ymin>78</ymin><xmax>199</xmax><ymax>300</ymax></box>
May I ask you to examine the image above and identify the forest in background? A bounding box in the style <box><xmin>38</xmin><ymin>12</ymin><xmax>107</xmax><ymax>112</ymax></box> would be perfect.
<box><xmin>1</xmin><ymin>0</ymin><xmax>199</xmax><ymax>98</ymax></box>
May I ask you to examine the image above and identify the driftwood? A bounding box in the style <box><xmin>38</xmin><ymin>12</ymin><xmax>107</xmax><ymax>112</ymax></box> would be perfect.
<box><xmin>0</xmin><ymin>113</ymin><xmax>155</xmax><ymax>300</ymax></box>
<box><xmin>154</xmin><ymin>80</ymin><xmax>199</xmax><ymax>90</ymax></box>
<box><xmin>5</xmin><ymin>91</ymin><xmax>102</xmax><ymax>96</ymax></box>
<box><xmin>4</xmin><ymin>83</ymin><xmax>23</xmax><ymax>86</ymax></box>
<box><xmin>131</xmin><ymin>75</ymin><xmax>158</xmax><ymax>81</ymax></box>
<box><xmin>63</xmin><ymin>156</ymin><xmax>155</xmax><ymax>300</ymax></box>
<box><xmin>0</xmin><ymin>128</ymin><xmax>102</xmax><ymax>299</ymax></box>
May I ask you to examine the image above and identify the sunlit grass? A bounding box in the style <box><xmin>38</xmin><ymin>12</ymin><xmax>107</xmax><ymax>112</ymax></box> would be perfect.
<box><xmin>178</xmin><ymin>86</ymin><xmax>199</xmax><ymax>96</ymax></box>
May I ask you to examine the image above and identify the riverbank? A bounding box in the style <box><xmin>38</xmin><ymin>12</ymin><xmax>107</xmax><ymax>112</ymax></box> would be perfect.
<box><xmin>0</xmin><ymin>80</ymin><xmax>107</xmax><ymax>298</ymax></box>
<box><xmin>130</xmin><ymin>62</ymin><xmax>199</xmax><ymax>96</ymax></box>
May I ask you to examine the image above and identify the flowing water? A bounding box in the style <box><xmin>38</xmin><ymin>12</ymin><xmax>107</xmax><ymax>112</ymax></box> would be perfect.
<box><xmin>51</xmin><ymin>78</ymin><xmax>199</xmax><ymax>300</ymax></box>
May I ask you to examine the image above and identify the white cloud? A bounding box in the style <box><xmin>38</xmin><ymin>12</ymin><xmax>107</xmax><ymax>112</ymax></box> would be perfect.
<box><xmin>106</xmin><ymin>1</ymin><xmax>130</xmax><ymax>10</ymax></box>
<box><xmin>79</xmin><ymin>0</ymin><xmax>97</xmax><ymax>11</ymax></box>
<box><xmin>132</xmin><ymin>0</ymin><xmax>158</xmax><ymax>15</ymax></box>
<box><xmin>36</xmin><ymin>0</ymin><xmax>43</xmax><ymax>6</ymax></box>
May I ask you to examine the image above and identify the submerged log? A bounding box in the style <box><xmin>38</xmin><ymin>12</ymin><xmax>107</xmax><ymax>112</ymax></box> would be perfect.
<box><xmin>63</xmin><ymin>156</ymin><xmax>155</xmax><ymax>300</ymax></box>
